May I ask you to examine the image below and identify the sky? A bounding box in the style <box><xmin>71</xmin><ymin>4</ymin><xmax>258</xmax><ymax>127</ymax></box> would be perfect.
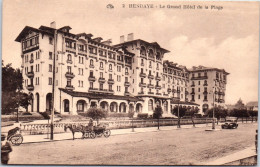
<box><xmin>2</xmin><ymin>0</ymin><xmax>259</xmax><ymax>105</ymax></box>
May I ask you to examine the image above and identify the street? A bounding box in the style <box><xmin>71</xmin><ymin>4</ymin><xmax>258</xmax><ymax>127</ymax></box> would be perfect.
<box><xmin>9</xmin><ymin>123</ymin><xmax>257</xmax><ymax>165</ymax></box>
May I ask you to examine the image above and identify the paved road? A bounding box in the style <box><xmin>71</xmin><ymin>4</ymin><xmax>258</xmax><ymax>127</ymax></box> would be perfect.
<box><xmin>8</xmin><ymin>123</ymin><xmax>257</xmax><ymax>165</ymax></box>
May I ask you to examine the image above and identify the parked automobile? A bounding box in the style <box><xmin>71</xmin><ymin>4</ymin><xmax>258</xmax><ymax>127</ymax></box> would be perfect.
<box><xmin>221</xmin><ymin>117</ymin><xmax>238</xmax><ymax>129</ymax></box>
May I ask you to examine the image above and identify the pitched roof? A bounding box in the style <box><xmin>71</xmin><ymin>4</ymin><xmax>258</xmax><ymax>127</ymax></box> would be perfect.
<box><xmin>15</xmin><ymin>26</ymin><xmax>53</xmax><ymax>42</ymax></box>
<box><xmin>60</xmin><ymin>88</ymin><xmax>143</xmax><ymax>102</ymax></box>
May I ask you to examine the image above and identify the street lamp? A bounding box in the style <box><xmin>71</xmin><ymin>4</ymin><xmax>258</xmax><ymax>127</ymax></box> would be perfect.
<box><xmin>177</xmin><ymin>91</ymin><xmax>181</xmax><ymax>128</ymax></box>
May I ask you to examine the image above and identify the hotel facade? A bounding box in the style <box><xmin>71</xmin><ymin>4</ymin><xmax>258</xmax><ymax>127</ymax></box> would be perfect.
<box><xmin>15</xmin><ymin>23</ymin><xmax>229</xmax><ymax>116</ymax></box>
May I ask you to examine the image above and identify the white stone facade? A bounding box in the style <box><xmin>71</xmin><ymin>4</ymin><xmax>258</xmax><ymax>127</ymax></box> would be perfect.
<box><xmin>15</xmin><ymin>24</ymin><xmax>229</xmax><ymax>117</ymax></box>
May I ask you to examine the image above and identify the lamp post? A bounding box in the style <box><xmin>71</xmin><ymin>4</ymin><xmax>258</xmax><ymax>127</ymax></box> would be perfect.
<box><xmin>177</xmin><ymin>91</ymin><xmax>181</xmax><ymax>128</ymax></box>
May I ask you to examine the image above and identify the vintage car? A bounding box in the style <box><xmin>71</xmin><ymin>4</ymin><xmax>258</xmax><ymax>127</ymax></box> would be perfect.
<box><xmin>221</xmin><ymin>117</ymin><xmax>238</xmax><ymax>129</ymax></box>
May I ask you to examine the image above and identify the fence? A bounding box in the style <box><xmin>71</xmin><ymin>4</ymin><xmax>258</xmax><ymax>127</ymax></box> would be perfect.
<box><xmin>19</xmin><ymin>117</ymin><xmax>258</xmax><ymax>135</ymax></box>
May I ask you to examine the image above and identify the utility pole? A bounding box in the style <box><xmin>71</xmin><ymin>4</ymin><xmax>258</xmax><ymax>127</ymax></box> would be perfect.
<box><xmin>212</xmin><ymin>85</ymin><xmax>215</xmax><ymax>130</ymax></box>
<box><xmin>51</xmin><ymin>29</ymin><xmax>57</xmax><ymax>140</ymax></box>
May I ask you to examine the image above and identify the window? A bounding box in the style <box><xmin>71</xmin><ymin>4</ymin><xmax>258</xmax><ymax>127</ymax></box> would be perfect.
<box><xmin>109</xmin><ymin>74</ymin><xmax>112</xmax><ymax>80</ymax></box>
<box><xmin>204</xmin><ymin>80</ymin><xmax>207</xmax><ymax>85</ymax></box>
<box><xmin>148</xmin><ymin>99</ymin><xmax>153</xmax><ymax>111</ymax></box>
<box><xmin>192</xmin><ymin>88</ymin><xmax>195</xmax><ymax>93</ymax></box>
<box><xmin>79</xmin><ymin>56</ymin><xmax>84</xmax><ymax>64</ymax></box>
<box><xmin>125</xmin><ymin>68</ymin><xmax>128</xmax><ymax>74</ymax></box>
<box><xmin>156</xmin><ymin>63</ymin><xmax>159</xmax><ymax>69</ymax></box>
<box><xmin>125</xmin><ymin>87</ymin><xmax>128</xmax><ymax>93</ymax></box>
<box><xmin>204</xmin><ymin>72</ymin><xmax>207</xmax><ymax>76</ymax></box>
<box><xmin>141</xmin><ymin>68</ymin><xmax>143</xmax><ymax>73</ymax></box>
<box><xmin>49</xmin><ymin>37</ymin><xmax>53</xmax><ymax>44</ymax></box>
<box><xmin>49</xmin><ymin>64</ymin><xmax>52</xmax><ymax>72</ymax></box>
<box><xmin>198</xmin><ymin>81</ymin><xmax>200</xmax><ymax>85</ymax></box>
<box><xmin>204</xmin><ymin>95</ymin><xmax>208</xmax><ymax>101</ymax></box>
<box><xmin>141</xmin><ymin>78</ymin><xmax>144</xmax><ymax>83</ymax></box>
<box><xmin>48</xmin><ymin>77</ymin><xmax>52</xmax><ymax>85</ymax></box>
<box><xmin>35</xmin><ymin>77</ymin><xmax>39</xmax><ymax>85</ymax></box>
<box><xmin>30</xmin><ymin>53</ymin><xmax>34</xmax><ymax>61</ymax></box>
<box><xmin>49</xmin><ymin>52</ymin><xmax>53</xmax><ymax>60</ymax></box>
<box><xmin>78</xmin><ymin>80</ymin><xmax>83</xmax><ymax>87</ymax></box>
<box><xmin>100</xmin><ymin>62</ymin><xmax>103</xmax><ymax>69</ymax></box>
<box><xmin>67</xmin><ymin>66</ymin><xmax>71</xmax><ymax>73</ymax></box>
<box><xmin>192</xmin><ymin>95</ymin><xmax>195</xmax><ymax>101</ymax></box>
<box><xmin>36</xmin><ymin>64</ymin><xmax>39</xmax><ymax>72</ymax></box>
<box><xmin>125</xmin><ymin>77</ymin><xmax>128</xmax><ymax>82</ymax></box>
<box><xmin>109</xmin><ymin>64</ymin><xmax>112</xmax><ymax>71</ymax></box>
<box><xmin>90</xmin><ymin>59</ymin><xmax>94</xmax><ymax>66</ymax></box>
<box><xmin>117</xmin><ymin>75</ymin><xmax>121</xmax><ymax>82</ymax></box>
<box><xmin>78</xmin><ymin>68</ymin><xmax>83</xmax><ymax>75</ymax></box>
<box><xmin>100</xmin><ymin>72</ymin><xmax>103</xmax><ymax>78</ymax></box>
<box><xmin>90</xmin><ymin>71</ymin><xmax>94</xmax><ymax>77</ymax></box>
<box><xmin>109</xmin><ymin>85</ymin><xmax>112</xmax><ymax>91</ymax></box>
<box><xmin>117</xmin><ymin>65</ymin><xmax>121</xmax><ymax>72</ymax></box>
<box><xmin>90</xmin><ymin>82</ymin><xmax>93</xmax><ymax>89</ymax></box>
<box><xmin>141</xmin><ymin>59</ymin><xmax>144</xmax><ymax>66</ymax></box>
<box><xmin>67</xmin><ymin>54</ymin><xmax>72</xmax><ymax>61</ymax></box>
<box><xmin>198</xmin><ymin>95</ymin><xmax>200</xmax><ymax>99</ymax></box>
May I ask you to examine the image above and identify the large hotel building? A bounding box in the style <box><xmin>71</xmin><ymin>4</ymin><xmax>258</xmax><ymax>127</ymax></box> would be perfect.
<box><xmin>15</xmin><ymin>23</ymin><xmax>229</xmax><ymax>116</ymax></box>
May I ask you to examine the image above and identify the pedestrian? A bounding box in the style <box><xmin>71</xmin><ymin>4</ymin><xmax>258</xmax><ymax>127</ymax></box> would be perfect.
<box><xmin>1</xmin><ymin>134</ymin><xmax>12</xmax><ymax>164</ymax></box>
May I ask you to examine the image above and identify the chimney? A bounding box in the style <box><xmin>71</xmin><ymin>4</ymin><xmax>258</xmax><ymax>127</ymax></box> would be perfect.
<box><xmin>50</xmin><ymin>21</ymin><xmax>56</xmax><ymax>29</ymax></box>
<box><xmin>127</xmin><ymin>33</ymin><xmax>134</xmax><ymax>41</ymax></box>
<box><xmin>120</xmin><ymin>35</ymin><xmax>125</xmax><ymax>43</ymax></box>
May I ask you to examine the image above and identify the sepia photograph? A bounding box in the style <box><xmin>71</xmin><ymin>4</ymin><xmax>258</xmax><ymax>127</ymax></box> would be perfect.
<box><xmin>1</xmin><ymin>0</ymin><xmax>259</xmax><ymax>165</ymax></box>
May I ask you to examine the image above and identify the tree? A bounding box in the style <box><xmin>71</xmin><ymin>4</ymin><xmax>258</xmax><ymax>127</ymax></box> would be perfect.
<box><xmin>171</xmin><ymin>106</ymin><xmax>187</xmax><ymax>118</ymax></box>
<box><xmin>86</xmin><ymin>107</ymin><xmax>108</xmax><ymax>124</ymax></box>
<box><xmin>229</xmin><ymin>108</ymin><xmax>249</xmax><ymax>118</ymax></box>
<box><xmin>153</xmin><ymin>106</ymin><xmax>163</xmax><ymax>130</ymax></box>
<box><xmin>206</xmin><ymin>106</ymin><xmax>228</xmax><ymax>119</ymax></box>
<box><xmin>185</xmin><ymin>106</ymin><xmax>199</xmax><ymax>127</ymax></box>
<box><xmin>2</xmin><ymin>62</ymin><xmax>25</xmax><ymax>114</ymax></box>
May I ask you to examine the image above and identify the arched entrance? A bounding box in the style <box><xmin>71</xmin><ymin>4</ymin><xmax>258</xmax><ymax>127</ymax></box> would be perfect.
<box><xmin>110</xmin><ymin>102</ymin><xmax>118</xmax><ymax>112</ymax></box>
<box><xmin>164</xmin><ymin>101</ymin><xmax>168</xmax><ymax>113</ymax></box>
<box><xmin>35</xmin><ymin>93</ymin><xmax>40</xmax><ymax>112</ymax></box>
<box><xmin>119</xmin><ymin>102</ymin><xmax>126</xmax><ymax>113</ymax></box>
<box><xmin>129</xmin><ymin>104</ymin><xmax>134</xmax><ymax>113</ymax></box>
<box><xmin>63</xmin><ymin>99</ymin><xmax>70</xmax><ymax>113</ymax></box>
<box><xmin>77</xmin><ymin>100</ymin><xmax>86</xmax><ymax>112</ymax></box>
<box><xmin>46</xmin><ymin>93</ymin><xmax>52</xmax><ymax>112</ymax></box>
<box><xmin>136</xmin><ymin>103</ymin><xmax>142</xmax><ymax>113</ymax></box>
<box><xmin>100</xmin><ymin>101</ymin><xmax>109</xmax><ymax>111</ymax></box>
<box><xmin>148</xmin><ymin>99</ymin><xmax>153</xmax><ymax>111</ymax></box>
<box><xmin>155</xmin><ymin>100</ymin><xmax>161</xmax><ymax>107</ymax></box>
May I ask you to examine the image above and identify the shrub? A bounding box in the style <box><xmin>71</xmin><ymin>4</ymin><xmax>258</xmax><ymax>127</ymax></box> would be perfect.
<box><xmin>22</xmin><ymin>112</ymin><xmax>32</xmax><ymax>115</ymax></box>
<box><xmin>108</xmin><ymin>112</ymin><xmax>129</xmax><ymax>118</ymax></box>
<box><xmin>39</xmin><ymin>112</ymin><xmax>50</xmax><ymax>119</ymax></box>
<box><xmin>137</xmin><ymin>113</ymin><xmax>148</xmax><ymax>119</ymax></box>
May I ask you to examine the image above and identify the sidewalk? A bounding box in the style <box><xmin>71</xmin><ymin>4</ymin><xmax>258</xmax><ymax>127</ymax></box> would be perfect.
<box><xmin>19</xmin><ymin>123</ymin><xmax>207</xmax><ymax>144</ymax></box>
<box><xmin>204</xmin><ymin>146</ymin><xmax>257</xmax><ymax>165</ymax></box>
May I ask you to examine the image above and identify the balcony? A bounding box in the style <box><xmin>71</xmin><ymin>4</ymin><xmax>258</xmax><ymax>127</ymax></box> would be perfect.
<box><xmin>89</xmin><ymin>65</ymin><xmax>94</xmax><ymax>68</ymax></box>
<box><xmin>167</xmin><ymin>88</ymin><xmax>171</xmax><ymax>93</ymax></box>
<box><xmin>172</xmin><ymin>89</ymin><xmax>177</xmax><ymax>93</ymax></box>
<box><xmin>139</xmin><ymin>73</ymin><xmax>146</xmax><ymax>78</ymax></box>
<box><xmin>147</xmin><ymin>84</ymin><xmax>154</xmax><ymax>88</ymax></box>
<box><xmin>29</xmin><ymin>59</ymin><xmax>34</xmax><ymax>64</ymax></box>
<box><xmin>203</xmin><ymin>83</ymin><xmax>208</xmax><ymax>86</ymax></box>
<box><xmin>88</xmin><ymin>76</ymin><xmax>96</xmax><ymax>81</ymax></box>
<box><xmin>203</xmin><ymin>91</ymin><xmax>208</xmax><ymax>95</ymax></box>
<box><xmin>203</xmin><ymin>99</ymin><xmax>208</xmax><ymax>102</ymax></box>
<box><xmin>156</xmin><ymin>93</ymin><xmax>162</xmax><ymax>96</ymax></box>
<box><xmin>66</xmin><ymin>59</ymin><xmax>73</xmax><ymax>64</ymax></box>
<box><xmin>124</xmin><ymin>82</ymin><xmax>130</xmax><ymax>87</ymax></box>
<box><xmin>185</xmin><ymin>91</ymin><xmax>189</xmax><ymax>95</ymax></box>
<box><xmin>124</xmin><ymin>92</ymin><xmax>130</xmax><ymax>96</ymax></box>
<box><xmin>138</xmin><ymin>92</ymin><xmax>144</xmax><ymax>95</ymax></box>
<box><xmin>148</xmin><ymin>74</ymin><xmax>154</xmax><ymax>79</ymax></box>
<box><xmin>108</xmin><ymin>79</ymin><xmax>115</xmax><ymax>84</ymax></box>
<box><xmin>191</xmin><ymin>99</ymin><xmax>195</xmax><ymax>102</ymax></box>
<box><xmin>26</xmin><ymin>71</ymin><xmax>34</xmax><ymax>78</ymax></box>
<box><xmin>191</xmin><ymin>92</ymin><xmax>195</xmax><ymax>95</ymax></box>
<box><xmin>191</xmin><ymin>76</ymin><xmax>208</xmax><ymax>80</ymax></box>
<box><xmin>65</xmin><ymin>72</ymin><xmax>75</xmax><ymax>78</ymax></box>
<box><xmin>65</xmin><ymin>85</ymin><xmax>75</xmax><ymax>91</ymax></box>
<box><xmin>139</xmin><ymin>82</ymin><xmax>146</xmax><ymax>87</ymax></box>
<box><xmin>191</xmin><ymin>84</ymin><xmax>195</xmax><ymax>87</ymax></box>
<box><xmin>148</xmin><ymin>92</ymin><xmax>154</xmax><ymax>95</ymax></box>
<box><xmin>155</xmin><ymin>76</ymin><xmax>161</xmax><ymax>81</ymax></box>
<box><xmin>26</xmin><ymin>85</ymin><xmax>34</xmax><ymax>91</ymax></box>
<box><xmin>98</xmin><ymin>78</ymin><xmax>106</xmax><ymax>83</ymax></box>
<box><xmin>155</xmin><ymin>85</ymin><xmax>161</xmax><ymax>89</ymax></box>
